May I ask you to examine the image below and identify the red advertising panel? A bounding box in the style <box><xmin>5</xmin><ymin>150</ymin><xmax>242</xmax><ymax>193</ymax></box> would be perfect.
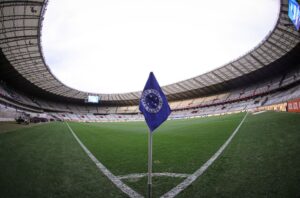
<box><xmin>287</xmin><ymin>98</ymin><xmax>300</xmax><ymax>112</ymax></box>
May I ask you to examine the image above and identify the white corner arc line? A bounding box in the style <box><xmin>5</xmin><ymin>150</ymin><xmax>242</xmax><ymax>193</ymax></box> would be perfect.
<box><xmin>117</xmin><ymin>172</ymin><xmax>191</xmax><ymax>180</ymax></box>
<box><xmin>65</xmin><ymin>122</ymin><xmax>143</xmax><ymax>198</ymax></box>
<box><xmin>161</xmin><ymin>112</ymin><xmax>249</xmax><ymax>198</ymax></box>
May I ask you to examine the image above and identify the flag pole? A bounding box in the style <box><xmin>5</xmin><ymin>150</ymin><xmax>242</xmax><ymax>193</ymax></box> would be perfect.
<box><xmin>148</xmin><ymin>130</ymin><xmax>153</xmax><ymax>198</ymax></box>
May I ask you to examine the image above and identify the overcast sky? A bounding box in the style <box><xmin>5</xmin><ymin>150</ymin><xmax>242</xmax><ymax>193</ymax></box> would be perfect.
<box><xmin>42</xmin><ymin>0</ymin><xmax>279</xmax><ymax>94</ymax></box>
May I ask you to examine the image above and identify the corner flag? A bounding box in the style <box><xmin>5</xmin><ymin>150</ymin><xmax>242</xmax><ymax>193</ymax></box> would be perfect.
<box><xmin>139</xmin><ymin>72</ymin><xmax>171</xmax><ymax>132</ymax></box>
<box><xmin>140</xmin><ymin>72</ymin><xmax>171</xmax><ymax>198</ymax></box>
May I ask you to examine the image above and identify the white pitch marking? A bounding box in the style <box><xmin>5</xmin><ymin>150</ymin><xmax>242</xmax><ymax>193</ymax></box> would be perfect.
<box><xmin>117</xmin><ymin>172</ymin><xmax>191</xmax><ymax>180</ymax></box>
<box><xmin>161</xmin><ymin>112</ymin><xmax>249</xmax><ymax>198</ymax></box>
<box><xmin>65</xmin><ymin>122</ymin><xmax>143</xmax><ymax>198</ymax></box>
<box><xmin>252</xmin><ymin>111</ymin><xmax>266</xmax><ymax>115</ymax></box>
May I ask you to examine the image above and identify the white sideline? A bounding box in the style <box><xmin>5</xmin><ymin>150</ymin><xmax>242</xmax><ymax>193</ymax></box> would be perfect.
<box><xmin>161</xmin><ymin>112</ymin><xmax>249</xmax><ymax>198</ymax></box>
<box><xmin>65</xmin><ymin>122</ymin><xmax>143</xmax><ymax>198</ymax></box>
<box><xmin>252</xmin><ymin>111</ymin><xmax>266</xmax><ymax>115</ymax></box>
<box><xmin>117</xmin><ymin>172</ymin><xmax>191</xmax><ymax>180</ymax></box>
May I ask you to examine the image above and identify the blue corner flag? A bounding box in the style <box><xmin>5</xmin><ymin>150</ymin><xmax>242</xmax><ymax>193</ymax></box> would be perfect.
<box><xmin>139</xmin><ymin>72</ymin><xmax>171</xmax><ymax>132</ymax></box>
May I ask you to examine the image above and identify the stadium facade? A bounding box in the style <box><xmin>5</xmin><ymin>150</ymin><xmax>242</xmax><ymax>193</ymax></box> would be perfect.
<box><xmin>0</xmin><ymin>0</ymin><xmax>300</xmax><ymax>121</ymax></box>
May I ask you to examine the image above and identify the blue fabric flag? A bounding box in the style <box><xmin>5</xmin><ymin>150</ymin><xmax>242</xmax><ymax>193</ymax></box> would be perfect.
<box><xmin>139</xmin><ymin>72</ymin><xmax>171</xmax><ymax>132</ymax></box>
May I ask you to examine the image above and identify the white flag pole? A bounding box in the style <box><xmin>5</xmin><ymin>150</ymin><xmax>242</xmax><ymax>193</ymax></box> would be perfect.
<box><xmin>148</xmin><ymin>130</ymin><xmax>153</xmax><ymax>198</ymax></box>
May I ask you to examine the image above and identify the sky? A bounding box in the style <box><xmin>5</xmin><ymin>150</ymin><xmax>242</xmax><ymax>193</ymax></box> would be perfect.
<box><xmin>42</xmin><ymin>0</ymin><xmax>279</xmax><ymax>94</ymax></box>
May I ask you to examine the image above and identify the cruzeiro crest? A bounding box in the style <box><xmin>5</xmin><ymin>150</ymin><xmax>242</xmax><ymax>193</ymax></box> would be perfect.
<box><xmin>141</xmin><ymin>89</ymin><xmax>163</xmax><ymax>113</ymax></box>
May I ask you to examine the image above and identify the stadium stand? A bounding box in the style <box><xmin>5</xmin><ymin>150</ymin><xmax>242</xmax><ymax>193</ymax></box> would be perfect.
<box><xmin>1</xmin><ymin>71</ymin><xmax>300</xmax><ymax>122</ymax></box>
<box><xmin>0</xmin><ymin>0</ymin><xmax>300</xmax><ymax>123</ymax></box>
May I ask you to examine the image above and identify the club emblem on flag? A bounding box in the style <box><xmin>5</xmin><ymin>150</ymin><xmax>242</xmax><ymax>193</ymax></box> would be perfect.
<box><xmin>141</xmin><ymin>89</ymin><xmax>163</xmax><ymax>113</ymax></box>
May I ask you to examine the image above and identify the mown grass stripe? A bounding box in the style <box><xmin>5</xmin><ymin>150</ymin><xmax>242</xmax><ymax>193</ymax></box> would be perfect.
<box><xmin>65</xmin><ymin>122</ymin><xmax>143</xmax><ymax>198</ymax></box>
<box><xmin>161</xmin><ymin>112</ymin><xmax>249</xmax><ymax>198</ymax></box>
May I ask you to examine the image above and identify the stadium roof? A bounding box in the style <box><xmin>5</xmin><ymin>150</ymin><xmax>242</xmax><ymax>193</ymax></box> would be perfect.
<box><xmin>0</xmin><ymin>0</ymin><xmax>300</xmax><ymax>105</ymax></box>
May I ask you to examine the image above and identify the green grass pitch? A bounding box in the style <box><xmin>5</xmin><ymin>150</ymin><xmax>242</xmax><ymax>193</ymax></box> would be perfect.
<box><xmin>0</xmin><ymin>111</ymin><xmax>299</xmax><ymax>198</ymax></box>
